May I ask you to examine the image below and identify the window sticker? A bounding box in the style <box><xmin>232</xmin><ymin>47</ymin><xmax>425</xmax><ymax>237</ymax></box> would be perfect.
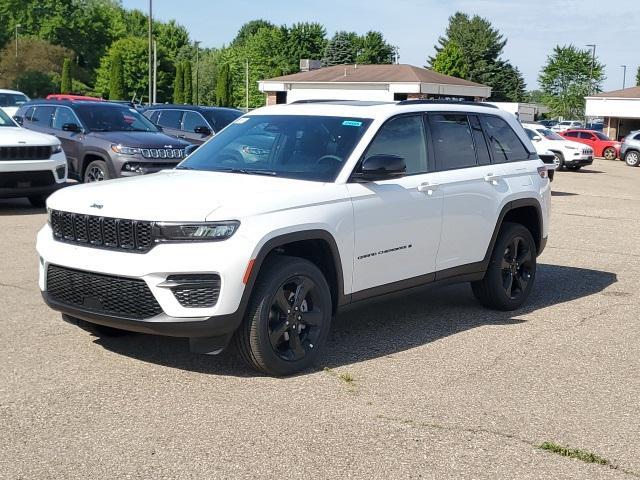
<box><xmin>234</xmin><ymin>117</ymin><xmax>250</xmax><ymax>124</ymax></box>
<box><xmin>342</xmin><ymin>120</ymin><xmax>363</xmax><ymax>127</ymax></box>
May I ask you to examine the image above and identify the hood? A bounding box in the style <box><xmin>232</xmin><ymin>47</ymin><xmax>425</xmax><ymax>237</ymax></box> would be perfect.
<box><xmin>565</xmin><ymin>140</ymin><xmax>591</xmax><ymax>151</ymax></box>
<box><xmin>0</xmin><ymin>126</ymin><xmax>59</xmax><ymax>146</ymax></box>
<box><xmin>1</xmin><ymin>106</ymin><xmax>19</xmax><ymax>117</ymax></box>
<box><xmin>46</xmin><ymin>170</ymin><xmax>347</xmax><ymax>222</ymax></box>
<box><xmin>89</xmin><ymin>131</ymin><xmax>191</xmax><ymax>148</ymax></box>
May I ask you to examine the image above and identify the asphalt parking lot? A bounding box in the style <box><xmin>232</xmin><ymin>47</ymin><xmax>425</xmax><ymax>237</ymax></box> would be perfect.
<box><xmin>1</xmin><ymin>159</ymin><xmax>639</xmax><ymax>479</ymax></box>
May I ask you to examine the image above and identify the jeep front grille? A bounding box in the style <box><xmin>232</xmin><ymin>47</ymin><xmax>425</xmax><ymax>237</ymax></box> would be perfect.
<box><xmin>140</xmin><ymin>148</ymin><xmax>184</xmax><ymax>159</ymax></box>
<box><xmin>47</xmin><ymin>265</ymin><xmax>162</xmax><ymax>320</ymax></box>
<box><xmin>50</xmin><ymin>210</ymin><xmax>154</xmax><ymax>253</ymax></box>
<box><xmin>0</xmin><ymin>145</ymin><xmax>52</xmax><ymax>161</ymax></box>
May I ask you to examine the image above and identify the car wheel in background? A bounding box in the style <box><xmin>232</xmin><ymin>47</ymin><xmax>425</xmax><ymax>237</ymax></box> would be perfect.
<box><xmin>553</xmin><ymin>152</ymin><xmax>565</xmax><ymax>169</ymax></box>
<box><xmin>471</xmin><ymin>222</ymin><xmax>537</xmax><ymax>311</ymax></box>
<box><xmin>624</xmin><ymin>150</ymin><xmax>640</xmax><ymax>167</ymax></box>
<box><xmin>603</xmin><ymin>147</ymin><xmax>616</xmax><ymax>160</ymax></box>
<box><xmin>234</xmin><ymin>255</ymin><xmax>332</xmax><ymax>376</ymax></box>
<box><xmin>28</xmin><ymin>195</ymin><xmax>47</xmax><ymax>208</ymax></box>
<box><xmin>84</xmin><ymin>160</ymin><xmax>110</xmax><ymax>182</ymax></box>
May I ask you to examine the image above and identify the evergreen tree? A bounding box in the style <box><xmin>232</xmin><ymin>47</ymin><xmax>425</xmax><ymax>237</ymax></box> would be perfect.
<box><xmin>322</xmin><ymin>32</ymin><xmax>356</xmax><ymax>66</ymax></box>
<box><xmin>216</xmin><ymin>63</ymin><xmax>232</xmax><ymax>107</ymax></box>
<box><xmin>60</xmin><ymin>58</ymin><xmax>72</xmax><ymax>93</ymax></box>
<box><xmin>356</xmin><ymin>31</ymin><xmax>394</xmax><ymax>64</ymax></box>
<box><xmin>183</xmin><ymin>60</ymin><xmax>192</xmax><ymax>104</ymax></box>
<box><xmin>636</xmin><ymin>66</ymin><xmax>640</xmax><ymax>86</ymax></box>
<box><xmin>108</xmin><ymin>52</ymin><xmax>125</xmax><ymax>100</ymax></box>
<box><xmin>173</xmin><ymin>61</ymin><xmax>184</xmax><ymax>103</ymax></box>
<box><xmin>430</xmin><ymin>42</ymin><xmax>469</xmax><ymax>79</ymax></box>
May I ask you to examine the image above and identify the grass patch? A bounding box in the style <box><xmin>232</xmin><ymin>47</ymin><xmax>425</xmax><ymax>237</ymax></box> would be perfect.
<box><xmin>323</xmin><ymin>367</ymin><xmax>357</xmax><ymax>391</ymax></box>
<box><xmin>339</xmin><ymin>372</ymin><xmax>355</xmax><ymax>384</ymax></box>
<box><xmin>538</xmin><ymin>442</ymin><xmax>609</xmax><ymax>466</ymax></box>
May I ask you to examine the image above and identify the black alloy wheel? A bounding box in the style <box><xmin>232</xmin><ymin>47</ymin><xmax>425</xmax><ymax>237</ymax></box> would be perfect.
<box><xmin>84</xmin><ymin>160</ymin><xmax>110</xmax><ymax>183</ymax></box>
<box><xmin>499</xmin><ymin>235</ymin><xmax>534</xmax><ymax>301</ymax></box>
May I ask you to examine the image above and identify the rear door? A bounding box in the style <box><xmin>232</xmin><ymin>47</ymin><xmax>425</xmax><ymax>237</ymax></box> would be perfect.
<box><xmin>156</xmin><ymin>109</ymin><xmax>183</xmax><ymax>140</ymax></box>
<box><xmin>24</xmin><ymin>105</ymin><xmax>55</xmax><ymax>135</ymax></box>
<box><xmin>348</xmin><ymin>114</ymin><xmax>444</xmax><ymax>294</ymax></box>
<box><xmin>180</xmin><ymin>110</ymin><xmax>212</xmax><ymax>144</ymax></box>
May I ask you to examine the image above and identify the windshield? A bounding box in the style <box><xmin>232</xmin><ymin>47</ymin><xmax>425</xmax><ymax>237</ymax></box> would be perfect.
<box><xmin>0</xmin><ymin>92</ymin><xmax>29</xmax><ymax>108</ymax></box>
<box><xmin>74</xmin><ymin>105</ymin><xmax>159</xmax><ymax>132</ymax></box>
<box><xmin>203</xmin><ymin>109</ymin><xmax>243</xmax><ymax>131</ymax></box>
<box><xmin>537</xmin><ymin>128</ymin><xmax>564</xmax><ymax>140</ymax></box>
<box><xmin>178</xmin><ymin>114</ymin><xmax>372</xmax><ymax>182</ymax></box>
<box><xmin>594</xmin><ymin>131</ymin><xmax>611</xmax><ymax>140</ymax></box>
<box><xmin>0</xmin><ymin>108</ymin><xmax>16</xmax><ymax>127</ymax></box>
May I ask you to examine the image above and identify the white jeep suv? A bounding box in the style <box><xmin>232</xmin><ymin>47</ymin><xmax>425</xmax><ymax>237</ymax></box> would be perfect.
<box><xmin>522</xmin><ymin>123</ymin><xmax>593</xmax><ymax>171</ymax></box>
<box><xmin>0</xmin><ymin>108</ymin><xmax>67</xmax><ymax>207</ymax></box>
<box><xmin>37</xmin><ymin>100</ymin><xmax>551</xmax><ymax>375</ymax></box>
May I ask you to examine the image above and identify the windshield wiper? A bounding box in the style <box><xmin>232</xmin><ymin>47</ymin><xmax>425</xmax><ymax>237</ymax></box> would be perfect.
<box><xmin>215</xmin><ymin>168</ymin><xmax>278</xmax><ymax>176</ymax></box>
<box><xmin>175</xmin><ymin>165</ymin><xmax>196</xmax><ymax>170</ymax></box>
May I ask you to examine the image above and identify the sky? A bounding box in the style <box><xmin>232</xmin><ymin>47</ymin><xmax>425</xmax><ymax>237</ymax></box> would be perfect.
<box><xmin>123</xmin><ymin>0</ymin><xmax>640</xmax><ymax>92</ymax></box>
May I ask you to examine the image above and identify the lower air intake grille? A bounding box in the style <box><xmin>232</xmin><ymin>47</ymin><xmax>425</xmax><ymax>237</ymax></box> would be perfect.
<box><xmin>168</xmin><ymin>274</ymin><xmax>221</xmax><ymax>308</ymax></box>
<box><xmin>46</xmin><ymin>265</ymin><xmax>163</xmax><ymax>320</ymax></box>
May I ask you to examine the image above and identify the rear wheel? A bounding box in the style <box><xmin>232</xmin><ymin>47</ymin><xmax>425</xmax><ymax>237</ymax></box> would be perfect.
<box><xmin>28</xmin><ymin>195</ymin><xmax>47</xmax><ymax>208</ymax></box>
<box><xmin>471</xmin><ymin>222</ymin><xmax>537</xmax><ymax>311</ymax></box>
<box><xmin>83</xmin><ymin>160</ymin><xmax>110</xmax><ymax>183</ymax></box>
<box><xmin>603</xmin><ymin>147</ymin><xmax>616</xmax><ymax>160</ymax></box>
<box><xmin>234</xmin><ymin>255</ymin><xmax>332</xmax><ymax>376</ymax></box>
<box><xmin>625</xmin><ymin>150</ymin><xmax>640</xmax><ymax>167</ymax></box>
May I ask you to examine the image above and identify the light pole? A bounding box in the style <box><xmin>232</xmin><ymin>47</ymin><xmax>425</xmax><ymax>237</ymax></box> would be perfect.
<box><xmin>148</xmin><ymin>0</ymin><xmax>153</xmax><ymax>105</ymax></box>
<box><xmin>621</xmin><ymin>65</ymin><xmax>627</xmax><ymax>90</ymax></box>
<box><xmin>194</xmin><ymin>41</ymin><xmax>201</xmax><ymax>105</ymax></box>
<box><xmin>15</xmin><ymin>24</ymin><xmax>21</xmax><ymax>58</ymax></box>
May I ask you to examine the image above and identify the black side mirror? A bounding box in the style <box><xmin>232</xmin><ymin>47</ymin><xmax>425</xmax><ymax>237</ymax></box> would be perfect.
<box><xmin>352</xmin><ymin>154</ymin><xmax>406</xmax><ymax>182</ymax></box>
<box><xmin>62</xmin><ymin>122</ymin><xmax>82</xmax><ymax>132</ymax></box>
<box><xmin>184</xmin><ymin>144</ymin><xmax>200</xmax><ymax>156</ymax></box>
<box><xmin>13</xmin><ymin>115</ymin><xmax>23</xmax><ymax>125</ymax></box>
<box><xmin>194</xmin><ymin>125</ymin><xmax>212</xmax><ymax>136</ymax></box>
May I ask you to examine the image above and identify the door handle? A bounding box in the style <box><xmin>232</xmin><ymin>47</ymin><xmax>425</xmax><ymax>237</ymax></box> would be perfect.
<box><xmin>484</xmin><ymin>173</ymin><xmax>500</xmax><ymax>185</ymax></box>
<box><xmin>417</xmin><ymin>182</ymin><xmax>438</xmax><ymax>195</ymax></box>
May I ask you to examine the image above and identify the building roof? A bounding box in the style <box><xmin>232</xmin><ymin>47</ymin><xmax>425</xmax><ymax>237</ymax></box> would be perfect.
<box><xmin>263</xmin><ymin>64</ymin><xmax>486</xmax><ymax>88</ymax></box>
<box><xmin>588</xmin><ymin>86</ymin><xmax>640</xmax><ymax>99</ymax></box>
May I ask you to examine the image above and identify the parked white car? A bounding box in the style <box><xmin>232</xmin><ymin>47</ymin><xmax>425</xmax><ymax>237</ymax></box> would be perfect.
<box><xmin>0</xmin><ymin>108</ymin><xmax>67</xmax><ymax>206</ymax></box>
<box><xmin>522</xmin><ymin>123</ymin><xmax>593</xmax><ymax>170</ymax></box>
<box><xmin>38</xmin><ymin>100</ymin><xmax>551</xmax><ymax>375</ymax></box>
<box><xmin>552</xmin><ymin>120</ymin><xmax>583</xmax><ymax>132</ymax></box>
<box><xmin>0</xmin><ymin>88</ymin><xmax>30</xmax><ymax>118</ymax></box>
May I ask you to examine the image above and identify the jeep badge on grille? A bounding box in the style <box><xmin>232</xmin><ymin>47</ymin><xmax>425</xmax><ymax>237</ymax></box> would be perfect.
<box><xmin>90</xmin><ymin>203</ymin><xmax>103</xmax><ymax>209</ymax></box>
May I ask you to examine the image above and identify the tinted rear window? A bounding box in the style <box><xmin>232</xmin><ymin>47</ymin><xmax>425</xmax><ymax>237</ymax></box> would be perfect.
<box><xmin>480</xmin><ymin>116</ymin><xmax>530</xmax><ymax>162</ymax></box>
<box><xmin>204</xmin><ymin>109</ymin><xmax>243</xmax><ymax>131</ymax></box>
<box><xmin>430</xmin><ymin>114</ymin><xmax>477</xmax><ymax>170</ymax></box>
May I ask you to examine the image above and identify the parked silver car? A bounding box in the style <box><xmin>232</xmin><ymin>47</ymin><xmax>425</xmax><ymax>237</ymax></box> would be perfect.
<box><xmin>620</xmin><ymin>130</ymin><xmax>640</xmax><ymax>167</ymax></box>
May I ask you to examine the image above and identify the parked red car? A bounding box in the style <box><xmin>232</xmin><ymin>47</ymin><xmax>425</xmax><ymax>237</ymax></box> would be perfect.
<box><xmin>560</xmin><ymin>129</ymin><xmax>620</xmax><ymax>160</ymax></box>
<box><xmin>46</xmin><ymin>94</ymin><xmax>104</xmax><ymax>102</ymax></box>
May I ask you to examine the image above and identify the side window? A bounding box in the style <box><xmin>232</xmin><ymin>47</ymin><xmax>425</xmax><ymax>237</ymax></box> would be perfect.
<box><xmin>364</xmin><ymin>115</ymin><xmax>428</xmax><ymax>175</ymax></box>
<box><xmin>31</xmin><ymin>106</ymin><xmax>55</xmax><ymax>126</ymax></box>
<box><xmin>524</xmin><ymin>128</ymin><xmax>537</xmax><ymax>140</ymax></box>
<box><xmin>143</xmin><ymin>110</ymin><xmax>158</xmax><ymax>122</ymax></box>
<box><xmin>24</xmin><ymin>106</ymin><xmax>36</xmax><ymax>122</ymax></box>
<box><xmin>469</xmin><ymin>115</ymin><xmax>491</xmax><ymax>165</ymax></box>
<box><xmin>52</xmin><ymin>107</ymin><xmax>78</xmax><ymax>130</ymax></box>
<box><xmin>429</xmin><ymin>113</ymin><xmax>477</xmax><ymax>170</ymax></box>
<box><xmin>480</xmin><ymin>115</ymin><xmax>530</xmax><ymax>163</ymax></box>
<box><xmin>564</xmin><ymin>131</ymin><xmax>579</xmax><ymax>138</ymax></box>
<box><xmin>579</xmin><ymin>132</ymin><xmax>593</xmax><ymax>140</ymax></box>
<box><xmin>157</xmin><ymin>110</ymin><xmax>182</xmax><ymax>129</ymax></box>
<box><xmin>182</xmin><ymin>111</ymin><xmax>208</xmax><ymax>132</ymax></box>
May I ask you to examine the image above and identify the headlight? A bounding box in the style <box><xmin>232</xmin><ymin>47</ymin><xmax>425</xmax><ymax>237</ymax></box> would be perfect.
<box><xmin>111</xmin><ymin>144</ymin><xmax>141</xmax><ymax>155</ymax></box>
<box><xmin>51</xmin><ymin>144</ymin><xmax>63</xmax><ymax>154</ymax></box>
<box><xmin>157</xmin><ymin>221</ymin><xmax>240</xmax><ymax>241</ymax></box>
<box><xmin>565</xmin><ymin>145</ymin><xmax>577</xmax><ymax>150</ymax></box>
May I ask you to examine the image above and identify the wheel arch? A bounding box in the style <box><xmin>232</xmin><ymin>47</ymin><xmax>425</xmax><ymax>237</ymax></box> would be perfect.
<box><xmin>82</xmin><ymin>151</ymin><xmax>113</xmax><ymax>179</ymax></box>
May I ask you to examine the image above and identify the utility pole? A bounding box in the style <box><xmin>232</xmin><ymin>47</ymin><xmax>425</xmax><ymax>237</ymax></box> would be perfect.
<box><xmin>148</xmin><ymin>0</ymin><xmax>153</xmax><ymax>106</ymax></box>
<box><xmin>153</xmin><ymin>40</ymin><xmax>157</xmax><ymax>104</ymax></box>
<box><xmin>621</xmin><ymin>65</ymin><xmax>627</xmax><ymax>90</ymax></box>
<box><xmin>15</xmin><ymin>24</ymin><xmax>21</xmax><ymax>58</ymax></box>
<box><xmin>194</xmin><ymin>41</ymin><xmax>201</xmax><ymax>105</ymax></box>
<box><xmin>245</xmin><ymin>59</ymin><xmax>249</xmax><ymax>112</ymax></box>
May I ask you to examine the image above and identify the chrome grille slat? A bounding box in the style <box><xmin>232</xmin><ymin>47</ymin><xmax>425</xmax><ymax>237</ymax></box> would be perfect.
<box><xmin>141</xmin><ymin>148</ymin><xmax>184</xmax><ymax>159</ymax></box>
<box><xmin>50</xmin><ymin>210</ymin><xmax>154</xmax><ymax>253</ymax></box>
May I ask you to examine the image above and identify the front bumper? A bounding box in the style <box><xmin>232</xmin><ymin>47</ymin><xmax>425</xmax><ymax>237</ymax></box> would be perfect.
<box><xmin>0</xmin><ymin>153</ymin><xmax>67</xmax><ymax>198</ymax></box>
<box><xmin>37</xmin><ymin>224</ymin><xmax>253</xmax><ymax>338</ymax></box>
<box><xmin>111</xmin><ymin>153</ymin><xmax>182</xmax><ymax>178</ymax></box>
<box><xmin>564</xmin><ymin>155</ymin><xmax>593</xmax><ymax>167</ymax></box>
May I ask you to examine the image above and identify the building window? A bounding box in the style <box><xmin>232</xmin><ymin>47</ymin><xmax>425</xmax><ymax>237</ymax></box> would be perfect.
<box><xmin>276</xmin><ymin>91</ymin><xmax>287</xmax><ymax>104</ymax></box>
<box><xmin>393</xmin><ymin>93</ymin><xmax>408</xmax><ymax>101</ymax></box>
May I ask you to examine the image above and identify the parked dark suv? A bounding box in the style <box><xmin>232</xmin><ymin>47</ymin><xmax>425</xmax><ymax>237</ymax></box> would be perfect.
<box><xmin>141</xmin><ymin>105</ymin><xmax>243</xmax><ymax>145</ymax></box>
<box><xmin>14</xmin><ymin>100</ymin><xmax>191</xmax><ymax>182</ymax></box>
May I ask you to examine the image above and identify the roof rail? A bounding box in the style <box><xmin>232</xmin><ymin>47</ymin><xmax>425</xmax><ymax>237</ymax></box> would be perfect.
<box><xmin>396</xmin><ymin>99</ymin><xmax>499</xmax><ymax>109</ymax></box>
<box><xmin>290</xmin><ymin>99</ymin><xmax>346</xmax><ymax>104</ymax></box>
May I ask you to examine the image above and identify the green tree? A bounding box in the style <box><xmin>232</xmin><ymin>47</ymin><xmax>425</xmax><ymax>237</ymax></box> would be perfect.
<box><xmin>539</xmin><ymin>45</ymin><xmax>604</xmax><ymax>118</ymax></box>
<box><xmin>232</xmin><ymin>19</ymin><xmax>276</xmax><ymax>46</ymax></box>
<box><xmin>60</xmin><ymin>58</ymin><xmax>72</xmax><ymax>93</ymax></box>
<box><xmin>183</xmin><ymin>60</ymin><xmax>192</xmax><ymax>104</ymax></box>
<box><xmin>216</xmin><ymin>62</ymin><xmax>232</xmax><ymax>107</ymax></box>
<box><xmin>356</xmin><ymin>31</ymin><xmax>394</xmax><ymax>64</ymax></box>
<box><xmin>486</xmin><ymin>61</ymin><xmax>526</xmax><ymax>102</ymax></box>
<box><xmin>430</xmin><ymin>42</ymin><xmax>469</xmax><ymax>78</ymax></box>
<box><xmin>322</xmin><ymin>31</ymin><xmax>356</xmax><ymax>66</ymax></box>
<box><xmin>173</xmin><ymin>61</ymin><xmax>184</xmax><ymax>103</ymax></box>
<box><xmin>636</xmin><ymin>66</ymin><xmax>640</xmax><ymax>86</ymax></box>
<box><xmin>108</xmin><ymin>52</ymin><xmax>125</xmax><ymax>100</ymax></box>
<box><xmin>285</xmin><ymin>22</ymin><xmax>326</xmax><ymax>71</ymax></box>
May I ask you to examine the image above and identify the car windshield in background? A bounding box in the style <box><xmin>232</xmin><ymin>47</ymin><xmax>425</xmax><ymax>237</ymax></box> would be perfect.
<box><xmin>594</xmin><ymin>131</ymin><xmax>611</xmax><ymax>140</ymax></box>
<box><xmin>540</xmin><ymin>128</ymin><xmax>564</xmax><ymax>140</ymax></box>
<box><xmin>178</xmin><ymin>115</ymin><xmax>372</xmax><ymax>182</ymax></box>
<box><xmin>0</xmin><ymin>109</ymin><xmax>16</xmax><ymax>127</ymax></box>
<box><xmin>74</xmin><ymin>105</ymin><xmax>159</xmax><ymax>132</ymax></box>
<box><xmin>204</xmin><ymin>109</ymin><xmax>243</xmax><ymax>131</ymax></box>
<box><xmin>0</xmin><ymin>93</ymin><xmax>28</xmax><ymax>107</ymax></box>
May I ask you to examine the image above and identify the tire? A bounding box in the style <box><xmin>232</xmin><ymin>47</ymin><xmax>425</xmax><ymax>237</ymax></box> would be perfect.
<box><xmin>234</xmin><ymin>255</ymin><xmax>332</xmax><ymax>376</ymax></box>
<box><xmin>471</xmin><ymin>222</ymin><xmax>537</xmax><ymax>311</ymax></box>
<box><xmin>603</xmin><ymin>147</ymin><xmax>616</xmax><ymax>160</ymax></box>
<box><xmin>552</xmin><ymin>152</ymin><xmax>565</xmax><ymax>169</ymax></box>
<box><xmin>28</xmin><ymin>195</ymin><xmax>47</xmax><ymax>208</ymax></box>
<box><xmin>83</xmin><ymin>160</ymin><xmax>110</xmax><ymax>183</ymax></box>
<box><xmin>624</xmin><ymin>150</ymin><xmax>640</xmax><ymax>167</ymax></box>
<box><xmin>62</xmin><ymin>313</ymin><xmax>130</xmax><ymax>337</ymax></box>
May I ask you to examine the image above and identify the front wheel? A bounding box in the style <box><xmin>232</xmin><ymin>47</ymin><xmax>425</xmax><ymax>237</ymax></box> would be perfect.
<box><xmin>83</xmin><ymin>160</ymin><xmax>110</xmax><ymax>183</ymax></box>
<box><xmin>624</xmin><ymin>150</ymin><xmax>640</xmax><ymax>167</ymax></box>
<box><xmin>234</xmin><ymin>255</ymin><xmax>332</xmax><ymax>376</ymax></box>
<box><xmin>603</xmin><ymin>147</ymin><xmax>616</xmax><ymax>160</ymax></box>
<box><xmin>552</xmin><ymin>152</ymin><xmax>565</xmax><ymax>169</ymax></box>
<box><xmin>471</xmin><ymin>222</ymin><xmax>537</xmax><ymax>311</ymax></box>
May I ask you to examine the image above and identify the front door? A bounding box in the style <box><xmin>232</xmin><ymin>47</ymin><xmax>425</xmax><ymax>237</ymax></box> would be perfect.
<box><xmin>51</xmin><ymin>106</ymin><xmax>84</xmax><ymax>176</ymax></box>
<box><xmin>348</xmin><ymin>114</ymin><xmax>443</xmax><ymax>295</ymax></box>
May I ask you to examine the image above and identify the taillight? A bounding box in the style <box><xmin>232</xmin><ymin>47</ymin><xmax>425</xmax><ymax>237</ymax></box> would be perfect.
<box><xmin>537</xmin><ymin>166</ymin><xmax>548</xmax><ymax>178</ymax></box>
